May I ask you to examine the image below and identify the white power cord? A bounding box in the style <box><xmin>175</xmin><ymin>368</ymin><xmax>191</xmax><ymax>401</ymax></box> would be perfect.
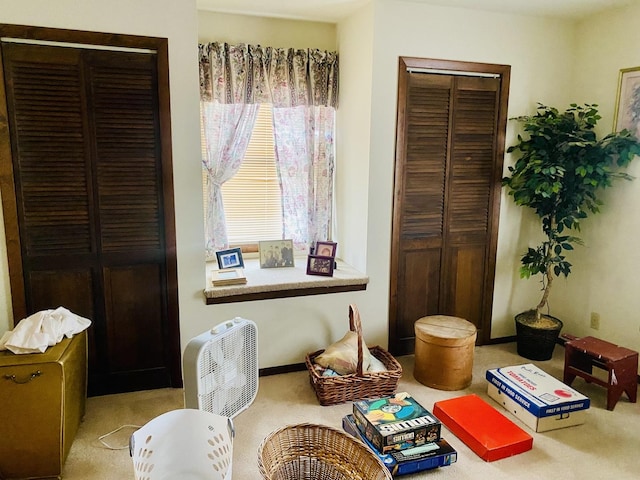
<box><xmin>98</xmin><ymin>424</ymin><xmax>142</xmax><ymax>450</ymax></box>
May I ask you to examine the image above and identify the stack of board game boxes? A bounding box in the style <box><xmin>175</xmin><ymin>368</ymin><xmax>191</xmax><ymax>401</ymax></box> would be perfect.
<box><xmin>342</xmin><ymin>392</ymin><xmax>457</xmax><ymax>476</ymax></box>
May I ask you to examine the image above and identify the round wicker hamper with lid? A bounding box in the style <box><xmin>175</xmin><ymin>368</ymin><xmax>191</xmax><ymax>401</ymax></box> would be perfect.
<box><xmin>257</xmin><ymin>423</ymin><xmax>392</xmax><ymax>480</ymax></box>
<box><xmin>414</xmin><ymin>315</ymin><xmax>477</xmax><ymax>391</ymax></box>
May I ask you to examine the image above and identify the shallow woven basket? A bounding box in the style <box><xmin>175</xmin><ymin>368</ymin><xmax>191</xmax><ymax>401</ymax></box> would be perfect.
<box><xmin>305</xmin><ymin>304</ymin><xmax>402</xmax><ymax>406</ymax></box>
<box><xmin>257</xmin><ymin>423</ymin><xmax>393</xmax><ymax>480</ymax></box>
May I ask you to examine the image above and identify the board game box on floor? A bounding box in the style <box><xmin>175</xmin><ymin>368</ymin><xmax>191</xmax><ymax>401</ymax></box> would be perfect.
<box><xmin>486</xmin><ymin>364</ymin><xmax>590</xmax><ymax>432</ymax></box>
<box><xmin>343</xmin><ymin>414</ymin><xmax>457</xmax><ymax>476</ymax></box>
<box><xmin>352</xmin><ymin>392</ymin><xmax>442</xmax><ymax>454</ymax></box>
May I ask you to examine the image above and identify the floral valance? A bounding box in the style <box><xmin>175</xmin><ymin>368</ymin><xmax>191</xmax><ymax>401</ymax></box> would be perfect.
<box><xmin>199</xmin><ymin>42</ymin><xmax>339</xmax><ymax>108</ymax></box>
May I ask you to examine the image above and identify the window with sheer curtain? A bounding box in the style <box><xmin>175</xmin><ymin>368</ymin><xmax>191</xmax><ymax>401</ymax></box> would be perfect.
<box><xmin>201</xmin><ymin>104</ymin><xmax>281</xmax><ymax>248</ymax></box>
<box><xmin>199</xmin><ymin>42</ymin><xmax>339</xmax><ymax>258</ymax></box>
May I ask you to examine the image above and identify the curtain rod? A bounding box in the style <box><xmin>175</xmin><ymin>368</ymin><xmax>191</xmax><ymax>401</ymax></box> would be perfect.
<box><xmin>1</xmin><ymin>37</ymin><xmax>155</xmax><ymax>54</ymax></box>
<box><xmin>407</xmin><ymin>67</ymin><xmax>500</xmax><ymax>78</ymax></box>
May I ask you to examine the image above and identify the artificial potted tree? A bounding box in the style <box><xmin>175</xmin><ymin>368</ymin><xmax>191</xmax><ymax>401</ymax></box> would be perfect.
<box><xmin>503</xmin><ymin>103</ymin><xmax>640</xmax><ymax>360</ymax></box>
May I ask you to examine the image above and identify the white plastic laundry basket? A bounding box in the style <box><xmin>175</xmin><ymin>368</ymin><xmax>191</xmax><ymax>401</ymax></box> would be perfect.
<box><xmin>130</xmin><ymin>408</ymin><xmax>234</xmax><ymax>480</ymax></box>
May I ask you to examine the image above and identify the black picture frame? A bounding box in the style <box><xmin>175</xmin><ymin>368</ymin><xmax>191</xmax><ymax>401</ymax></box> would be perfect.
<box><xmin>306</xmin><ymin>255</ymin><xmax>334</xmax><ymax>276</ymax></box>
<box><xmin>215</xmin><ymin>247</ymin><xmax>244</xmax><ymax>270</ymax></box>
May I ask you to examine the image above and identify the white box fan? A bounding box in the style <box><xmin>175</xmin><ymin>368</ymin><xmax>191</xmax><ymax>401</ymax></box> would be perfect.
<box><xmin>184</xmin><ymin>317</ymin><xmax>258</xmax><ymax>418</ymax></box>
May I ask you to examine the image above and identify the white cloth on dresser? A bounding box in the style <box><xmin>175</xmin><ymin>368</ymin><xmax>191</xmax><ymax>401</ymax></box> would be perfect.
<box><xmin>0</xmin><ymin>306</ymin><xmax>91</xmax><ymax>354</ymax></box>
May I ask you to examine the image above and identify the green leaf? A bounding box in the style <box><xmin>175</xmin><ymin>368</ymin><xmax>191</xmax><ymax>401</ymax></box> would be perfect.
<box><xmin>503</xmin><ymin>102</ymin><xmax>640</xmax><ymax>287</ymax></box>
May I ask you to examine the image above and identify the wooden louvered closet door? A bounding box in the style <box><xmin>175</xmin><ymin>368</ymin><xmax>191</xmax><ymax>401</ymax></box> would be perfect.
<box><xmin>389</xmin><ymin>58</ymin><xmax>510</xmax><ymax>355</ymax></box>
<box><xmin>0</xmin><ymin>36</ymin><xmax>181</xmax><ymax>395</ymax></box>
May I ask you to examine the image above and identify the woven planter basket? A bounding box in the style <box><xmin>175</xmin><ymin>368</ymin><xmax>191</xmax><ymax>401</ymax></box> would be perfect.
<box><xmin>305</xmin><ymin>304</ymin><xmax>402</xmax><ymax>406</ymax></box>
<box><xmin>257</xmin><ymin>423</ymin><xmax>393</xmax><ymax>480</ymax></box>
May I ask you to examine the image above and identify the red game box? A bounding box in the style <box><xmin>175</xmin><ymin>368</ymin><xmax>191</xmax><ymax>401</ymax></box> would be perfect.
<box><xmin>433</xmin><ymin>394</ymin><xmax>533</xmax><ymax>462</ymax></box>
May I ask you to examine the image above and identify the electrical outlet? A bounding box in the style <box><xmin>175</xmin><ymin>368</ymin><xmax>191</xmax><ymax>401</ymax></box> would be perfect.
<box><xmin>590</xmin><ymin>312</ymin><xmax>600</xmax><ymax>330</ymax></box>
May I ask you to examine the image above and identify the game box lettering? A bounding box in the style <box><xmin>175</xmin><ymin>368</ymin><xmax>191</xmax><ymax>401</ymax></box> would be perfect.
<box><xmin>343</xmin><ymin>414</ymin><xmax>456</xmax><ymax>476</ymax></box>
<box><xmin>486</xmin><ymin>364</ymin><xmax>589</xmax><ymax>432</ymax></box>
<box><xmin>352</xmin><ymin>392</ymin><xmax>441</xmax><ymax>454</ymax></box>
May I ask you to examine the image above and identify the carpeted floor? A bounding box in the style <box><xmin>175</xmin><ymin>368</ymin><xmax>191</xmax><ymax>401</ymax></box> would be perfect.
<box><xmin>60</xmin><ymin>342</ymin><xmax>639</xmax><ymax>479</ymax></box>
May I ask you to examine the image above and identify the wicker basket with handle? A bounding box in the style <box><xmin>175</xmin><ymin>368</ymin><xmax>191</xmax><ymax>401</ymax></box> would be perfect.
<box><xmin>257</xmin><ymin>422</ymin><xmax>393</xmax><ymax>480</ymax></box>
<box><xmin>305</xmin><ymin>304</ymin><xmax>402</xmax><ymax>406</ymax></box>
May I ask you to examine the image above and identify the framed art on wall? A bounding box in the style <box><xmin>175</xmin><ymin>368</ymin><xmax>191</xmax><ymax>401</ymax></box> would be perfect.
<box><xmin>215</xmin><ymin>247</ymin><xmax>244</xmax><ymax>270</ymax></box>
<box><xmin>614</xmin><ymin>66</ymin><xmax>640</xmax><ymax>135</ymax></box>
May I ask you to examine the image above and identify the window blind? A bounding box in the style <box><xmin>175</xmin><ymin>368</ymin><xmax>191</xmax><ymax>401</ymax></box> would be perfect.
<box><xmin>202</xmin><ymin>104</ymin><xmax>283</xmax><ymax>247</ymax></box>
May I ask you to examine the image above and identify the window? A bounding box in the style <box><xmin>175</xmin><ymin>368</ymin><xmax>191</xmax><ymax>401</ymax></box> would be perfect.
<box><xmin>199</xmin><ymin>42</ymin><xmax>338</xmax><ymax>256</ymax></box>
<box><xmin>202</xmin><ymin>104</ymin><xmax>282</xmax><ymax>250</ymax></box>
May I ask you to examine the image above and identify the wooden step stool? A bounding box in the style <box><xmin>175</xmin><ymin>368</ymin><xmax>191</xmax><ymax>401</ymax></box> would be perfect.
<box><xmin>563</xmin><ymin>336</ymin><xmax>638</xmax><ymax>411</ymax></box>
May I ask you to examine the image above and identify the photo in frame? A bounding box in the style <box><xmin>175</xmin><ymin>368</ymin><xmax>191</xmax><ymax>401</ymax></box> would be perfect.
<box><xmin>258</xmin><ymin>239</ymin><xmax>295</xmax><ymax>268</ymax></box>
<box><xmin>614</xmin><ymin>66</ymin><xmax>640</xmax><ymax>135</ymax></box>
<box><xmin>306</xmin><ymin>255</ymin><xmax>334</xmax><ymax>276</ymax></box>
<box><xmin>314</xmin><ymin>241</ymin><xmax>337</xmax><ymax>258</ymax></box>
<box><xmin>215</xmin><ymin>247</ymin><xmax>244</xmax><ymax>270</ymax></box>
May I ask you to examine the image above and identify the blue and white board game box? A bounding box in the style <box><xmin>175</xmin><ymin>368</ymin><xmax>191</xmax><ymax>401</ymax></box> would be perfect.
<box><xmin>343</xmin><ymin>414</ymin><xmax>457</xmax><ymax>476</ymax></box>
<box><xmin>486</xmin><ymin>363</ymin><xmax>590</xmax><ymax>432</ymax></box>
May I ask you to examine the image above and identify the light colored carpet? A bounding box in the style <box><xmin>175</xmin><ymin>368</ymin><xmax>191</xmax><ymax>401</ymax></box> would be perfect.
<box><xmin>61</xmin><ymin>342</ymin><xmax>639</xmax><ymax>479</ymax></box>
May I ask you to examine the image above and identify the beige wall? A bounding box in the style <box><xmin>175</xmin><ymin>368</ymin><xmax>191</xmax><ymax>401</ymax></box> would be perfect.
<box><xmin>351</xmin><ymin>0</ymin><xmax>577</xmax><ymax>343</ymax></box>
<box><xmin>0</xmin><ymin>0</ymin><xmax>202</xmax><ymax>339</ymax></box>
<box><xmin>198</xmin><ymin>10</ymin><xmax>336</xmax><ymax>50</ymax></box>
<box><xmin>552</xmin><ymin>3</ymin><xmax>640</xmax><ymax>350</ymax></box>
<box><xmin>194</xmin><ymin>11</ymin><xmax>375</xmax><ymax>368</ymax></box>
<box><xmin>335</xmin><ymin>3</ymin><xmax>375</xmax><ymax>272</ymax></box>
<box><xmin>1</xmin><ymin>0</ymin><xmax>639</xmax><ymax>368</ymax></box>
<box><xmin>0</xmin><ymin>3</ymin><xmax>366</xmax><ymax>370</ymax></box>
<box><xmin>351</xmin><ymin>0</ymin><xmax>640</xmax><ymax>352</ymax></box>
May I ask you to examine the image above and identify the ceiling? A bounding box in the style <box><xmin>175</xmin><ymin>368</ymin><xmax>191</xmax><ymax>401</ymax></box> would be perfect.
<box><xmin>196</xmin><ymin>0</ymin><xmax>637</xmax><ymax>23</ymax></box>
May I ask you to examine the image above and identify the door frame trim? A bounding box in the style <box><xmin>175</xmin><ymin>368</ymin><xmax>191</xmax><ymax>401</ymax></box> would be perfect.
<box><xmin>0</xmin><ymin>24</ymin><xmax>182</xmax><ymax>388</ymax></box>
<box><xmin>389</xmin><ymin>56</ymin><xmax>511</xmax><ymax>353</ymax></box>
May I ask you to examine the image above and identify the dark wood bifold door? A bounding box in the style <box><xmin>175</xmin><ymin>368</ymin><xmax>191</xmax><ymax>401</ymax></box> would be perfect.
<box><xmin>389</xmin><ymin>57</ymin><xmax>510</xmax><ymax>355</ymax></box>
<box><xmin>0</xmin><ymin>27</ymin><xmax>181</xmax><ymax>396</ymax></box>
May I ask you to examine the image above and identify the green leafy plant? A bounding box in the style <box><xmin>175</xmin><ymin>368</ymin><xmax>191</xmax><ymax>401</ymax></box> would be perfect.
<box><xmin>503</xmin><ymin>103</ymin><xmax>640</xmax><ymax>320</ymax></box>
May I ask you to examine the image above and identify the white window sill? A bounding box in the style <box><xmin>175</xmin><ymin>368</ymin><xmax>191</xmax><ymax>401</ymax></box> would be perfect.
<box><xmin>204</xmin><ymin>257</ymin><xmax>369</xmax><ymax>304</ymax></box>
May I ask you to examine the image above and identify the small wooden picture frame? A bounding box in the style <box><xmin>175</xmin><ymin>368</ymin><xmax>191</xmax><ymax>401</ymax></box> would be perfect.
<box><xmin>315</xmin><ymin>241</ymin><xmax>337</xmax><ymax>257</ymax></box>
<box><xmin>215</xmin><ymin>247</ymin><xmax>244</xmax><ymax>270</ymax></box>
<box><xmin>211</xmin><ymin>268</ymin><xmax>247</xmax><ymax>286</ymax></box>
<box><xmin>306</xmin><ymin>255</ymin><xmax>334</xmax><ymax>276</ymax></box>
<box><xmin>614</xmin><ymin>66</ymin><xmax>640</xmax><ymax>134</ymax></box>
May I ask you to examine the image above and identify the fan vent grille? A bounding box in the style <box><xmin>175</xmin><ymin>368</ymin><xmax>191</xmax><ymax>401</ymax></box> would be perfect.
<box><xmin>194</xmin><ymin>319</ymin><xmax>258</xmax><ymax>418</ymax></box>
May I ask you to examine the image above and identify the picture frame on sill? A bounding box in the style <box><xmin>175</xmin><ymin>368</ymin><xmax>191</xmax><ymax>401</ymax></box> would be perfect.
<box><xmin>215</xmin><ymin>247</ymin><xmax>244</xmax><ymax>270</ymax></box>
<box><xmin>306</xmin><ymin>255</ymin><xmax>334</xmax><ymax>276</ymax></box>
<box><xmin>211</xmin><ymin>268</ymin><xmax>247</xmax><ymax>287</ymax></box>
<box><xmin>614</xmin><ymin>66</ymin><xmax>640</xmax><ymax>135</ymax></box>
<box><xmin>315</xmin><ymin>241</ymin><xmax>337</xmax><ymax>258</ymax></box>
<box><xmin>258</xmin><ymin>239</ymin><xmax>295</xmax><ymax>268</ymax></box>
